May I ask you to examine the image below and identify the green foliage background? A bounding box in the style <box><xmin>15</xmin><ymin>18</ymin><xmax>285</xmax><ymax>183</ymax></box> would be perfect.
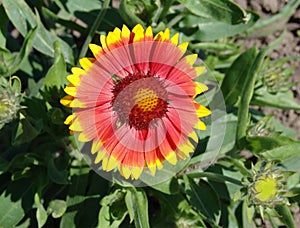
<box><xmin>0</xmin><ymin>0</ymin><xmax>300</xmax><ymax>227</ymax></box>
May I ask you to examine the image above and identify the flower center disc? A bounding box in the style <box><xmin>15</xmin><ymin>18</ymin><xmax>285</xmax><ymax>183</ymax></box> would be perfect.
<box><xmin>135</xmin><ymin>88</ymin><xmax>158</xmax><ymax>111</ymax></box>
<box><xmin>111</xmin><ymin>73</ymin><xmax>168</xmax><ymax>130</ymax></box>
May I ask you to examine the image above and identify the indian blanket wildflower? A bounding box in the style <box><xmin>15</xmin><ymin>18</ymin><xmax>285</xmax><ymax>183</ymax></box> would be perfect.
<box><xmin>61</xmin><ymin>24</ymin><xmax>211</xmax><ymax>179</ymax></box>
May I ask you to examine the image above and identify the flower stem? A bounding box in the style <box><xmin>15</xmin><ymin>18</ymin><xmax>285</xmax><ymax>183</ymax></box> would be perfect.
<box><xmin>185</xmin><ymin>171</ymin><xmax>243</xmax><ymax>186</ymax></box>
<box><xmin>158</xmin><ymin>0</ymin><xmax>175</xmax><ymax>22</ymax></box>
<box><xmin>78</xmin><ymin>0</ymin><xmax>111</xmax><ymax>60</ymax></box>
<box><xmin>236</xmin><ymin>32</ymin><xmax>285</xmax><ymax>148</ymax></box>
<box><xmin>221</xmin><ymin>156</ymin><xmax>252</xmax><ymax>177</ymax></box>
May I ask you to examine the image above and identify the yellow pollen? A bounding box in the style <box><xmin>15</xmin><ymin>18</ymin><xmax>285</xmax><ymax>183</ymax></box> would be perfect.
<box><xmin>134</xmin><ymin>88</ymin><xmax>158</xmax><ymax>111</ymax></box>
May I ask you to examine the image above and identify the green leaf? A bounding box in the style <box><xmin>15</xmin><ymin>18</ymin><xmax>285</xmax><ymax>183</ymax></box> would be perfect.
<box><xmin>2</xmin><ymin>0</ymin><xmax>74</xmax><ymax>64</ymax></box>
<box><xmin>125</xmin><ymin>188</ymin><xmax>150</xmax><ymax>228</ymax></box>
<box><xmin>186</xmin><ymin>171</ymin><xmax>243</xmax><ymax>186</ymax></box>
<box><xmin>97</xmin><ymin>203</ymin><xmax>127</xmax><ymax>228</ymax></box>
<box><xmin>7</xmin><ymin>153</ymin><xmax>40</xmax><ymax>172</ymax></box>
<box><xmin>48</xmin><ymin>108</ymin><xmax>65</xmax><ymax>125</ymax></box>
<box><xmin>246</xmin><ymin>135</ymin><xmax>295</xmax><ymax>153</ymax></box>
<box><xmin>47</xmin><ymin>200</ymin><xmax>67</xmax><ymax>218</ymax></box>
<box><xmin>63</xmin><ymin>0</ymin><xmax>102</xmax><ymax>14</ymax></box>
<box><xmin>100</xmin><ymin>189</ymin><xmax>124</xmax><ymax>206</ymax></box>
<box><xmin>53</xmin><ymin>0</ymin><xmax>110</xmax><ymax>30</ymax></box>
<box><xmin>60</xmin><ymin>162</ymin><xmax>91</xmax><ymax>227</ymax></box>
<box><xmin>183</xmin><ymin>176</ymin><xmax>221</xmax><ymax>224</ymax></box>
<box><xmin>0</xmin><ymin>157</ymin><xmax>9</xmax><ymax>175</ymax></box>
<box><xmin>98</xmin><ymin>189</ymin><xmax>127</xmax><ymax>228</ymax></box>
<box><xmin>101</xmin><ymin>8</ymin><xmax>126</xmax><ymax>31</ymax></box>
<box><xmin>97</xmin><ymin>205</ymin><xmax>116</xmax><ymax>228</ymax></box>
<box><xmin>275</xmin><ymin>205</ymin><xmax>295</xmax><ymax>228</ymax></box>
<box><xmin>252</xmin><ymin>89</ymin><xmax>300</xmax><ymax>110</ymax></box>
<box><xmin>262</xmin><ymin>142</ymin><xmax>300</xmax><ymax>160</ymax></box>
<box><xmin>248</xmin><ymin>0</ymin><xmax>300</xmax><ymax>37</ymax></box>
<box><xmin>242</xmin><ymin>201</ymin><xmax>255</xmax><ymax>228</ymax></box>
<box><xmin>41</xmin><ymin>7</ymin><xmax>87</xmax><ymax>35</ymax></box>
<box><xmin>35</xmin><ymin>193</ymin><xmax>48</xmax><ymax>228</ymax></box>
<box><xmin>179</xmin><ymin>11</ymin><xmax>259</xmax><ymax>41</ymax></box>
<box><xmin>47</xmin><ymin>158</ymin><xmax>69</xmax><ymax>185</ymax></box>
<box><xmin>119</xmin><ymin>0</ymin><xmax>145</xmax><ymax>27</ymax></box>
<box><xmin>2</xmin><ymin>0</ymin><xmax>33</xmax><ymax>35</ymax></box>
<box><xmin>0</xmin><ymin>191</ymin><xmax>25</xmax><ymax>228</ymax></box>
<box><xmin>6</xmin><ymin>27</ymin><xmax>37</xmax><ymax>76</ymax></box>
<box><xmin>149</xmin><ymin>190</ymin><xmax>206</xmax><ymax>227</ymax></box>
<box><xmin>44</xmin><ymin>41</ymin><xmax>67</xmax><ymax>88</ymax></box>
<box><xmin>12</xmin><ymin>114</ymin><xmax>42</xmax><ymax>145</ymax></box>
<box><xmin>221</xmin><ymin>47</ymin><xmax>258</xmax><ymax>106</ymax></box>
<box><xmin>14</xmin><ymin>219</ymin><xmax>31</xmax><ymax>228</ymax></box>
<box><xmin>189</xmin><ymin>112</ymin><xmax>238</xmax><ymax>166</ymax></box>
<box><xmin>78</xmin><ymin>0</ymin><xmax>111</xmax><ymax>59</ymax></box>
<box><xmin>282</xmin><ymin>155</ymin><xmax>300</xmax><ymax>172</ymax></box>
<box><xmin>179</xmin><ymin>0</ymin><xmax>248</xmax><ymax>24</ymax></box>
<box><xmin>0</xmin><ymin>5</ymin><xmax>9</xmax><ymax>47</ymax></box>
<box><xmin>236</xmin><ymin>32</ymin><xmax>285</xmax><ymax>144</ymax></box>
<box><xmin>0</xmin><ymin>47</ymin><xmax>11</xmax><ymax>75</ymax></box>
<box><xmin>150</xmin><ymin>177</ymin><xmax>179</xmax><ymax>195</ymax></box>
<box><xmin>271</xmin><ymin>117</ymin><xmax>298</xmax><ymax>139</ymax></box>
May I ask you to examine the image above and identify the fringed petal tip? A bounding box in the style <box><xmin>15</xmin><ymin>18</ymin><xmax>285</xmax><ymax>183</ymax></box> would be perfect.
<box><xmin>118</xmin><ymin>164</ymin><xmax>144</xmax><ymax>180</ymax></box>
<box><xmin>193</xmin><ymin>82</ymin><xmax>209</xmax><ymax>98</ymax></box>
<box><xmin>196</xmin><ymin>105</ymin><xmax>211</xmax><ymax>118</ymax></box>
<box><xmin>185</xmin><ymin>54</ymin><xmax>198</xmax><ymax>67</ymax></box>
<box><xmin>177</xmin><ymin>142</ymin><xmax>194</xmax><ymax>159</ymax></box>
<box><xmin>60</xmin><ymin>95</ymin><xmax>73</xmax><ymax>107</ymax></box>
<box><xmin>64</xmin><ymin>84</ymin><xmax>77</xmax><ymax>96</ymax></box>
<box><xmin>194</xmin><ymin>120</ymin><xmax>207</xmax><ymax>131</ymax></box>
<box><xmin>89</xmin><ymin>43</ymin><xmax>102</xmax><ymax>57</ymax></box>
<box><xmin>79</xmin><ymin>58</ymin><xmax>94</xmax><ymax>71</ymax></box>
<box><xmin>195</xmin><ymin>66</ymin><xmax>206</xmax><ymax>76</ymax></box>
<box><xmin>93</xmin><ymin>151</ymin><xmax>166</xmax><ymax>180</ymax></box>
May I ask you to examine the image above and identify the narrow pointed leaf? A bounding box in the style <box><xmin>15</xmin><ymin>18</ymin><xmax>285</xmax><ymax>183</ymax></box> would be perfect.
<box><xmin>248</xmin><ymin>0</ymin><xmax>300</xmax><ymax>37</ymax></box>
<box><xmin>183</xmin><ymin>176</ymin><xmax>221</xmax><ymax>224</ymax></box>
<box><xmin>44</xmin><ymin>41</ymin><xmax>67</xmax><ymax>88</ymax></box>
<box><xmin>125</xmin><ymin>188</ymin><xmax>150</xmax><ymax>228</ymax></box>
<box><xmin>236</xmin><ymin>32</ymin><xmax>285</xmax><ymax>144</ymax></box>
<box><xmin>2</xmin><ymin>0</ymin><xmax>74</xmax><ymax>64</ymax></box>
<box><xmin>0</xmin><ymin>5</ymin><xmax>8</xmax><ymax>47</ymax></box>
<box><xmin>252</xmin><ymin>90</ymin><xmax>300</xmax><ymax>110</ymax></box>
<box><xmin>221</xmin><ymin>47</ymin><xmax>258</xmax><ymax>106</ymax></box>
<box><xmin>275</xmin><ymin>205</ymin><xmax>295</xmax><ymax>228</ymax></box>
<box><xmin>179</xmin><ymin>0</ymin><xmax>248</xmax><ymax>24</ymax></box>
<box><xmin>6</xmin><ymin>27</ymin><xmax>37</xmax><ymax>76</ymax></box>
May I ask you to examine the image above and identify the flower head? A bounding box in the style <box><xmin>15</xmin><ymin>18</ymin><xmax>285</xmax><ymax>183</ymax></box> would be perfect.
<box><xmin>61</xmin><ymin>24</ymin><xmax>211</xmax><ymax>180</ymax></box>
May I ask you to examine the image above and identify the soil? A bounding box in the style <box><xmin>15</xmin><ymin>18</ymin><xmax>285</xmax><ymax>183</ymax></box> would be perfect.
<box><xmin>235</xmin><ymin>0</ymin><xmax>300</xmax><ymax>139</ymax></box>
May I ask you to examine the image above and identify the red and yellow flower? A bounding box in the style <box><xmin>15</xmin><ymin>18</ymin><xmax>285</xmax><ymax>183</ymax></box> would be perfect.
<box><xmin>61</xmin><ymin>24</ymin><xmax>211</xmax><ymax>179</ymax></box>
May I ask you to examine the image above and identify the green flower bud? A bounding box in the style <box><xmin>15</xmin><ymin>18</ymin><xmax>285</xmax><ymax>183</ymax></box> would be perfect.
<box><xmin>259</xmin><ymin>58</ymin><xmax>296</xmax><ymax>94</ymax></box>
<box><xmin>247</xmin><ymin>115</ymin><xmax>273</xmax><ymax>137</ymax></box>
<box><xmin>0</xmin><ymin>77</ymin><xmax>22</xmax><ymax>129</ymax></box>
<box><xmin>248</xmin><ymin>161</ymin><xmax>288</xmax><ymax>207</ymax></box>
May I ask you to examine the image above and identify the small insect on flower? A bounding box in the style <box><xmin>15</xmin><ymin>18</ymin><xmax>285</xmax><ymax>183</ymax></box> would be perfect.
<box><xmin>61</xmin><ymin>24</ymin><xmax>211</xmax><ymax>180</ymax></box>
